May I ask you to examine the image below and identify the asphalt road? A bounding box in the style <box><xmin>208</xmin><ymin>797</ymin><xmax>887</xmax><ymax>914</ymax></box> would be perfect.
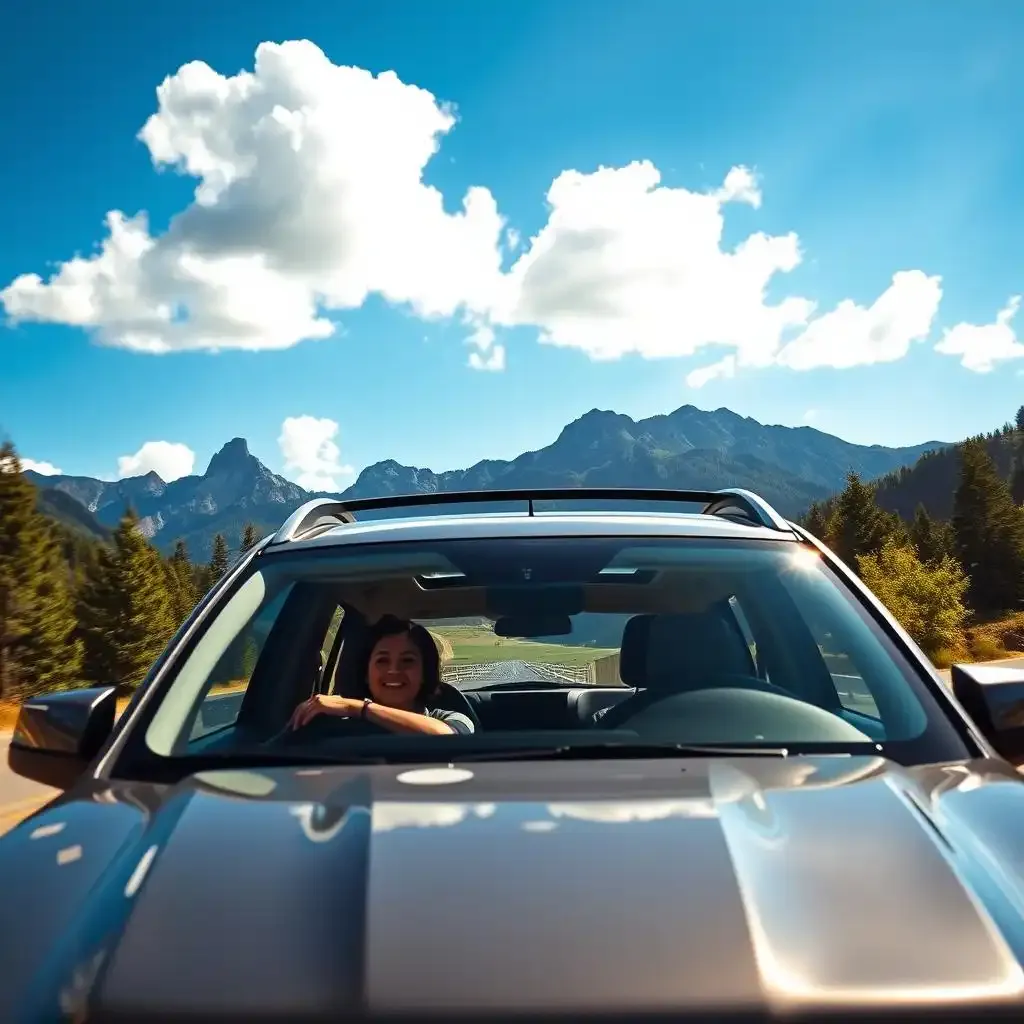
<box><xmin>2</xmin><ymin>657</ymin><xmax>1024</xmax><ymax>835</ymax></box>
<box><xmin>0</xmin><ymin>734</ymin><xmax>59</xmax><ymax>836</ymax></box>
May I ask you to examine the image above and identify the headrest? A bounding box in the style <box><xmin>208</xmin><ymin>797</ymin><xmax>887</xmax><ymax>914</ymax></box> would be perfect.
<box><xmin>618</xmin><ymin>604</ymin><xmax>755</xmax><ymax>691</ymax></box>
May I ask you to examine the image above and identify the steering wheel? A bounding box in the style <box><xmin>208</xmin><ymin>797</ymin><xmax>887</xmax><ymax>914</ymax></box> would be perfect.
<box><xmin>607</xmin><ymin>687</ymin><xmax>874</xmax><ymax>744</ymax></box>
<box><xmin>264</xmin><ymin>712</ymin><xmax>389</xmax><ymax>748</ymax></box>
<box><xmin>594</xmin><ymin>673</ymin><xmax>800</xmax><ymax>731</ymax></box>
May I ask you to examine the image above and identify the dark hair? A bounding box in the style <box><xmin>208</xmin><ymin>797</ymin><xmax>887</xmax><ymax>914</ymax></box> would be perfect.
<box><xmin>353</xmin><ymin>615</ymin><xmax>442</xmax><ymax>704</ymax></box>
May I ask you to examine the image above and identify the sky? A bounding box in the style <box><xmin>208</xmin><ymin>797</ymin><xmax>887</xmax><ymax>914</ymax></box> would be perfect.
<box><xmin>3</xmin><ymin>0</ymin><xmax>1024</xmax><ymax>490</ymax></box>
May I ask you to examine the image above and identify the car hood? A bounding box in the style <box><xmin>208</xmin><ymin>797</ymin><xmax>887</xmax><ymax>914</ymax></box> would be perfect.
<box><xmin>5</xmin><ymin>753</ymin><xmax>1024</xmax><ymax>1020</ymax></box>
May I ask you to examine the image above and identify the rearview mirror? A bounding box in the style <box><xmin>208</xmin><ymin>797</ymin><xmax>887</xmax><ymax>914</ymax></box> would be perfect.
<box><xmin>950</xmin><ymin>663</ymin><xmax>1024</xmax><ymax>762</ymax></box>
<box><xmin>494</xmin><ymin>614</ymin><xmax>573</xmax><ymax>638</ymax></box>
<box><xmin>8</xmin><ymin>686</ymin><xmax>117</xmax><ymax>790</ymax></box>
<box><xmin>487</xmin><ymin>585</ymin><xmax>584</xmax><ymax>617</ymax></box>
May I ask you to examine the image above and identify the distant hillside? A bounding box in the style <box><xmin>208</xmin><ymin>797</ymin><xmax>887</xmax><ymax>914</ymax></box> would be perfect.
<box><xmin>36</xmin><ymin>487</ymin><xmax>111</xmax><ymax>542</ymax></box>
<box><xmin>873</xmin><ymin>425</ymin><xmax>1016</xmax><ymax>521</ymax></box>
<box><xmin>24</xmin><ymin>404</ymin><xmax>948</xmax><ymax>558</ymax></box>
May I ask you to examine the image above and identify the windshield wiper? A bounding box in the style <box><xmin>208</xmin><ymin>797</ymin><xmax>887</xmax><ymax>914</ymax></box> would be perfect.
<box><xmin>191</xmin><ymin>749</ymin><xmax>392</xmax><ymax>768</ymax></box>
<box><xmin>451</xmin><ymin>742</ymin><xmax>796</xmax><ymax>762</ymax></box>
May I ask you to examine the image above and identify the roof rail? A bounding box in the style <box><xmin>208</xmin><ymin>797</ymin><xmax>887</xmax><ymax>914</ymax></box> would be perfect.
<box><xmin>269</xmin><ymin>487</ymin><xmax>792</xmax><ymax>546</ymax></box>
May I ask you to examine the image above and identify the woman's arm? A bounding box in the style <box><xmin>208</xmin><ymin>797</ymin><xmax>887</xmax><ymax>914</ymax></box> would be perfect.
<box><xmin>363</xmin><ymin>701</ymin><xmax>455</xmax><ymax>735</ymax></box>
<box><xmin>290</xmin><ymin>695</ymin><xmax>455</xmax><ymax>735</ymax></box>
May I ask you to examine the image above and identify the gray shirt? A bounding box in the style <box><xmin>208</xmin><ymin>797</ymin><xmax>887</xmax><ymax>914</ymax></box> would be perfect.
<box><xmin>426</xmin><ymin>707</ymin><xmax>476</xmax><ymax>735</ymax></box>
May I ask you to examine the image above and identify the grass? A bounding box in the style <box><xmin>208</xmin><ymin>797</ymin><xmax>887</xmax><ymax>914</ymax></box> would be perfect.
<box><xmin>966</xmin><ymin>612</ymin><xmax>1024</xmax><ymax>663</ymax></box>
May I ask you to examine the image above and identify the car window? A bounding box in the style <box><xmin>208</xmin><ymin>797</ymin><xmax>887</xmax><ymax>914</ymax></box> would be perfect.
<box><xmin>185</xmin><ymin>583</ymin><xmax>295</xmax><ymax>741</ymax></box>
<box><xmin>321</xmin><ymin>605</ymin><xmax>345</xmax><ymax>693</ymax></box>
<box><xmin>809</xmin><ymin>623</ymin><xmax>879</xmax><ymax>718</ymax></box>
<box><xmin>140</xmin><ymin>535</ymin><xmax>968</xmax><ymax>767</ymax></box>
<box><xmin>726</xmin><ymin>595</ymin><xmax>762</xmax><ymax>678</ymax></box>
<box><xmin>418</xmin><ymin>613</ymin><xmax>627</xmax><ymax>689</ymax></box>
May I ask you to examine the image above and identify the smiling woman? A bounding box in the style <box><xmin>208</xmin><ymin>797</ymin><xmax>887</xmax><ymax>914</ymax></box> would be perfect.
<box><xmin>286</xmin><ymin>616</ymin><xmax>476</xmax><ymax>737</ymax></box>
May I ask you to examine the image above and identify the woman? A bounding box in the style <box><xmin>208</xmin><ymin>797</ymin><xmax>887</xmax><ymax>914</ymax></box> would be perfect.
<box><xmin>288</xmin><ymin>615</ymin><xmax>476</xmax><ymax>736</ymax></box>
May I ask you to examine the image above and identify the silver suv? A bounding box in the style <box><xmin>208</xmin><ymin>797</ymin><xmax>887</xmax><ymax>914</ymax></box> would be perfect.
<box><xmin>4</xmin><ymin>487</ymin><xmax>1024</xmax><ymax>1022</ymax></box>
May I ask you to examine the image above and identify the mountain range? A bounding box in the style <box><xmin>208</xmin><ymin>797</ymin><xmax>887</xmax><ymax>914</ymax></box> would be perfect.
<box><xmin>24</xmin><ymin>404</ymin><xmax>947</xmax><ymax>559</ymax></box>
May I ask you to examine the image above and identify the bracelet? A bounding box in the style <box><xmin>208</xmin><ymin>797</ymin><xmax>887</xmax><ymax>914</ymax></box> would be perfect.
<box><xmin>361</xmin><ymin>698</ymin><xmax>372</xmax><ymax>719</ymax></box>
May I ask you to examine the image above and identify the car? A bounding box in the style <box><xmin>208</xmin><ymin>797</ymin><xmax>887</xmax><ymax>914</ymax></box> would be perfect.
<box><xmin>3</xmin><ymin>485</ymin><xmax>1024</xmax><ymax>1023</ymax></box>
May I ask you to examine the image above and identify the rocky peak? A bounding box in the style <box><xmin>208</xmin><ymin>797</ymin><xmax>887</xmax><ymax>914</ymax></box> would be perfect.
<box><xmin>553</xmin><ymin>408</ymin><xmax>637</xmax><ymax>452</ymax></box>
<box><xmin>206</xmin><ymin>437</ymin><xmax>254</xmax><ymax>477</ymax></box>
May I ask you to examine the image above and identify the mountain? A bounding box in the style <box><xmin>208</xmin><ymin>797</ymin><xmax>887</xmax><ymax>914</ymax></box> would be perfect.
<box><xmin>24</xmin><ymin>406</ymin><xmax>948</xmax><ymax>559</ymax></box>
<box><xmin>26</xmin><ymin>437</ymin><xmax>306</xmax><ymax>559</ymax></box>
<box><xmin>343</xmin><ymin>406</ymin><xmax>943</xmax><ymax>502</ymax></box>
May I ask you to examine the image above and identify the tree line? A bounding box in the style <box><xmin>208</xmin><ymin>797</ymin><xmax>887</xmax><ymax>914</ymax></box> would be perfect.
<box><xmin>0</xmin><ymin>441</ymin><xmax>264</xmax><ymax>701</ymax></box>
<box><xmin>801</xmin><ymin>405</ymin><xmax>1024</xmax><ymax>663</ymax></box>
<box><xmin>3</xmin><ymin>407</ymin><xmax>1024</xmax><ymax>701</ymax></box>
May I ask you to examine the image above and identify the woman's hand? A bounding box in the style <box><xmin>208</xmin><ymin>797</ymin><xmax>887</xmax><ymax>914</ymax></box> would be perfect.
<box><xmin>289</xmin><ymin>694</ymin><xmax>360</xmax><ymax>730</ymax></box>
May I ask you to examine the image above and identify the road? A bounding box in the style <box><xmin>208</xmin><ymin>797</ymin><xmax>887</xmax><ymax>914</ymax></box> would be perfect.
<box><xmin>0</xmin><ymin>734</ymin><xmax>59</xmax><ymax>836</ymax></box>
<box><xmin>2</xmin><ymin>658</ymin><xmax>1024</xmax><ymax>835</ymax></box>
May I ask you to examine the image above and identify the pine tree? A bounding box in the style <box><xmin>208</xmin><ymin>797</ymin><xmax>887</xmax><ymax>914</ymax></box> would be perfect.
<box><xmin>0</xmin><ymin>442</ymin><xmax>83</xmax><ymax>697</ymax></box>
<box><xmin>952</xmin><ymin>438</ymin><xmax>1024</xmax><ymax>614</ymax></box>
<box><xmin>240</xmin><ymin>522</ymin><xmax>260</xmax><ymax>554</ymax></box>
<box><xmin>76</xmin><ymin>546</ymin><xmax>121</xmax><ymax>687</ymax></box>
<box><xmin>208</xmin><ymin>533</ymin><xmax>230</xmax><ymax>586</ymax></box>
<box><xmin>801</xmin><ymin>501</ymin><xmax>829</xmax><ymax>539</ymax></box>
<box><xmin>1011</xmin><ymin>405</ymin><xmax>1024</xmax><ymax>505</ymax></box>
<box><xmin>166</xmin><ymin>539</ymin><xmax>198</xmax><ymax>627</ymax></box>
<box><xmin>908</xmin><ymin>504</ymin><xmax>954</xmax><ymax>565</ymax></box>
<box><xmin>825</xmin><ymin>471</ymin><xmax>900</xmax><ymax>571</ymax></box>
<box><xmin>77</xmin><ymin>509</ymin><xmax>177</xmax><ymax>690</ymax></box>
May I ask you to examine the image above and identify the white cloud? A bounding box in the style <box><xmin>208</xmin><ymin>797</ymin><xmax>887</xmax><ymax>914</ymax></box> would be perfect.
<box><xmin>935</xmin><ymin>295</ymin><xmax>1024</xmax><ymax>373</ymax></box>
<box><xmin>21</xmin><ymin>458</ymin><xmax>63</xmax><ymax>476</ymax></box>
<box><xmin>0</xmin><ymin>41</ymin><xmax>504</xmax><ymax>354</ymax></box>
<box><xmin>465</xmin><ymin>321</ymin><xmax>505</xmax><ymax>371</ymax></box>
<box><xmin>117</xmin><ymin>441</ymin><xmax>195</xmax><ymax>481</ymax></box>
<box><xmin>278</xmin><ymin>415</ymin><xmax>354</xmax><ymax>491</ymax></box>
<box><xmin>684</xmin><ymin>270</ymin><xmax>942</xmax><ymax>386</ymax></box>
<box><xmin>492</xmin><ymin>161</ymin><xmax>813</xmax><ymax>367</ymax></box>
<box><xmin>0</xmin><ymin>39</ymin><xmax>947</xmax><ymax>383</ymax></box>
<box><xmin>803</xmin><ymin>409</ymin><xmax>819</xmax><ymax>423</ymax></box>
<box><xmin>686</xmin><ymin>355</ymin><xmax>736</xmax><ymax>389</ymax></box>
<box><xmin>773</xmin><ymin>270</ymin><xmax>942</xmax><ymax>371</ymax></box>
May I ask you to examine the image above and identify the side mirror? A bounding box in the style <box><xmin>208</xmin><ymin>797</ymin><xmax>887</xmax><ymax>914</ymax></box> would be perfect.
<box><xmin>8</xmin><ymin>686</ymin><xmax>117</xmax><ymax>790</ymax></box>
<box><xmin>951</xmin><ymin>663</ymin><xmax>1024</xmax><ymax>762</ymax></box>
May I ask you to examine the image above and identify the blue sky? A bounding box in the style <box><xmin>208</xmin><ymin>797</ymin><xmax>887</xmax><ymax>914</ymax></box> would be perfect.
<box><xmin>2</xmin><ymin>0</ymin><xmax>1024</xmax><ymax>488</ymax></box>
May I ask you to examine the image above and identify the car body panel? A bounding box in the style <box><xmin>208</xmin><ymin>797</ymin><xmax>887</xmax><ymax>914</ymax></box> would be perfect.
<box><xmin>4</xmin><ymin>755</ymin><xmax>1024</xmax><ymax>1019</ymax></box>
<box><xmin>277</xmin><ymin>511</ymin><xmax>796</xmax><ymax>551</ymax></box>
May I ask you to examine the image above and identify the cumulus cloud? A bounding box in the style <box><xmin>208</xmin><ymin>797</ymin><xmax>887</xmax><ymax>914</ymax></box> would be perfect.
<box><xmin>1</xmin><ymin>41</ymin><xmax>505</xmax><ymax>354</ymax></box>
<box><xmin>0</xmin><ymin>39</ymin><xmax>948</xmax><ymax>382</ymax></box>
<box><xmin>278</xmin><ymin>415</ymin><xmax>354</xmax><ymax>491</ymax></box>
<box><xmin>21</xmin><ymin>458</ymin><xmax>63</xmax><ymax>475</ymax></box>
<box><xmin>117</xmin><ymin>441</ymin><xmax>195</xmax><ymax>481</ymax></box>
<box><xmin>493</xmin><ymin>161</ymin><xmax>812</xmax><ymax>367</ymax></box>
<box><xmin>466</xmin><ymin>321</ymin><xmax>505</xmax><ymax>371</ymax></box>
<box><xmin>935</xmin><ymin>295</ymin><xmax>1024</xmax><ymax>373</ymax></box>
<box><xmin>773</xmin><ymin>270</ymin><xmax>943</xmax><ymax>371</ymax></box>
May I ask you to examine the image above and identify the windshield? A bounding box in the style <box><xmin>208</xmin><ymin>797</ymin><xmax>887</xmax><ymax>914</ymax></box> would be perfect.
<box><xmin>126</xmin><ymin>533</ymin><xmax>969</xmax><ymax>773</ymax></box>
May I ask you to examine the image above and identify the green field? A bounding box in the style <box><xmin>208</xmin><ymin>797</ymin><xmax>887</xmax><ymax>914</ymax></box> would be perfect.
<box><xmin>430</xmin><ymin>624</ymin><xmax>618</xmax><ymax>666</ymax></box>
